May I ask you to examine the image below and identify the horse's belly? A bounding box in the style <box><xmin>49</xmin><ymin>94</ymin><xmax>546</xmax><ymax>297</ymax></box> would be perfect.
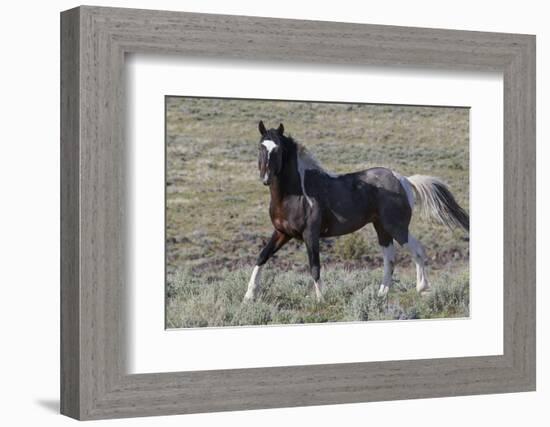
<box><xmin>319</xmin><ymin>195</ymin><xmax>374</xmax><ymax>237</ymax></box>
<box><xmin>320</xmin><ymin>217</ymin><xmax>370</xmax><ymax>238</ymax></box>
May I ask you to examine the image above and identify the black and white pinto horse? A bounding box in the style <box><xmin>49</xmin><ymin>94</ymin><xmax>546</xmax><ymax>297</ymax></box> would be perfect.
<box><xmin>244</xmin><ymin>121</ymin><xmax>469</xmax><ymax>302</ymax></box>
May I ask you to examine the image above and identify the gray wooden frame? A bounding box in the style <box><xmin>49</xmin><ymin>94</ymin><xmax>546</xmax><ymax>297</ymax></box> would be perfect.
<box><xmin>60</xmin><ymin>5</ymin><xmax>536</xmax><ymax>421</ymax></box>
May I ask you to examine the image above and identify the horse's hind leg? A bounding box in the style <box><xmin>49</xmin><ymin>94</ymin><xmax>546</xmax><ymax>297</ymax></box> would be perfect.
<box><xmin>382</xmin><ymin>225</ymin><xmax>431</xmax><ymax>294</ymax></box>
<box><xmin>373</xmin><ymin>221</ymin><xmax>396</xmax><ymax>297</ymax></box>
<box><xmin>244</xmin><ymin>230</ymin><xmax>290</xmax><ymax>302</ymax></box>
<box><xmin>404</xmin><ymin>233</ymin><xmax>431</xmax><ymax>293</ymax></box>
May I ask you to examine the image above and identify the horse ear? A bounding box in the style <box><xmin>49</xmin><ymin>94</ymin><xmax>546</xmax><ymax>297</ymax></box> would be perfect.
<box><xmin>258</xmin><ymin>120</ymin><xmax>267</xmax><ymax>136</ymax></box>
<box><xmin>277</xmin><ymin>123</ymin><xmax>284</xmax><ymax>135</ymax></box>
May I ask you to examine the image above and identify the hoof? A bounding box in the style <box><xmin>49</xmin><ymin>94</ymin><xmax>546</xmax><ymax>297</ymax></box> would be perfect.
<box><xmin>378</xmin><ymin>284</ymin><xmax>389</xmax><ymax>297</ymax></box>
<box><xmin>242</xmin><ymin>293</ymin><xmax>255</xmax><ymax>303</ymax></box>
<box><xmin>418</xmin><ymin>287</ymin><xmax>432</xmax><ymax>296</ymax></box>
<box><xmin>416</xmin><ymin>281</ymin><xmax>431</xmax><ymax>294</ymax></box>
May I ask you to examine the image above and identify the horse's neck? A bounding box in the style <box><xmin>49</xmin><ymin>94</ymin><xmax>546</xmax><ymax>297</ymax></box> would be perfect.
<box><xmin>269</xmin><ymin>147</ymin><xmax>302</xmax><ymax>203</ymax></box>
<box><xmin>269</xmin><ymin>178</ymin><xmax>285</xmax><ymax>205</ymax></box>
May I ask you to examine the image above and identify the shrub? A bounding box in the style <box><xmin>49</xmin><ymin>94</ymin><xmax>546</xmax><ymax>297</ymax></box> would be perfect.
<box><xmin>231</xmin><ymin>302</ymin><xmax>273</xmax><ymax>326</ymax></box>
<box><xmin>345</xmin><ymin>284</ymin><xmax>386</xmax><ymax>321</ymax></box>
<box><xmin>422</xmin><ymin>270</ymin><xmax>469</xmax><ymax>317</ymax></box>
<box><xmin>334</xmin><ymin>233</ymin><xmax>370</xmax><ymax>260</ymax></box>
<box><xmin>165</xmin><ymin>265</ymin><xmax>470</xmax><ymax>327</ymax></box>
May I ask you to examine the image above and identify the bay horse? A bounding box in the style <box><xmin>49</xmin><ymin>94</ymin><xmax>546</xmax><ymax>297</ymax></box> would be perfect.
<box><xmin>243</xmin><ymin>121</ymin><xmax>469</xmax><ymax>303</ymax></box>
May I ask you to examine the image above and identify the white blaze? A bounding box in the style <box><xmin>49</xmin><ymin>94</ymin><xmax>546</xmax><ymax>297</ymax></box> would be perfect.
<box><xmin>261</xmin><ymin>139</ymin><xmax>277</xmax><ymax>159</ymax></box>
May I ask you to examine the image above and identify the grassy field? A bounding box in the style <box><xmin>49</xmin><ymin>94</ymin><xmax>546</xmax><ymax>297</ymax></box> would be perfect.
<box><xmin>166</xmin><ymin>97</ymin><xmax>470</xmax><ymax>328</ymax></box>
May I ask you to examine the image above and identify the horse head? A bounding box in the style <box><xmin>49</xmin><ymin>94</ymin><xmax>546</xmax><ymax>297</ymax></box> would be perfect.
<box><xmin>257</xmin><ymin>120</ymin><xmax>285</xmax><ymax>185</ymax></box>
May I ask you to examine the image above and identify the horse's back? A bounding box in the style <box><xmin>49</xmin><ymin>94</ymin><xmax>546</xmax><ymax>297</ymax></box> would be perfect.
<box><xmin>337</xmin><ymin>167</ymin><xmax>412</xmax><ymax>232</ymax></box>
<box><xmin>355</xmin><ymin>167</ymin><xmax>404</xmax><ymax>192</ymax></box>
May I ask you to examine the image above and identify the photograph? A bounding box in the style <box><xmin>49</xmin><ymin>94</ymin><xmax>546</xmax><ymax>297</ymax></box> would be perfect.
<box><xmin>165</xmin><ymin>97</ymin><xmax>470</xmax><ymax>328</ymax></box>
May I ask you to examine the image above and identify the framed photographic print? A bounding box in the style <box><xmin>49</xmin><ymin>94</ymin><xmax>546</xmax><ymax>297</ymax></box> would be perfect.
<box><xmin>60</xmin><ymin>5</ymin><xmax>535</xmax><ymax>420</ymax></box>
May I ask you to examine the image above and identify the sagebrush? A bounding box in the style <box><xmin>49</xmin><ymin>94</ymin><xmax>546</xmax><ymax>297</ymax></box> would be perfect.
<box><xmin>166</xmin><ymin>266</ymin><xmax>469</xmax><ymax>328</ymax></box>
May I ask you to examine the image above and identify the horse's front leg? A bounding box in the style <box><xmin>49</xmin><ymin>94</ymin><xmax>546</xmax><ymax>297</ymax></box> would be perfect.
<box><xmin>243</xmin><ymin>230</ymin><xmax>290</xmax><ymax>302</ymax></box>
<box><xmin>303</xmin><ymin>224</ymin><xmax>323</xmax><ymax>302</ymax></box>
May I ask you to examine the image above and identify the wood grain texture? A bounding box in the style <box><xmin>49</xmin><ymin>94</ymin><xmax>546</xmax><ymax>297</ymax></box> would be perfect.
<box><xmin>60</xmin><ymin>7</ymin><xmax>80</xmax><ymax>419</ymax></box>
<box><xmin>60</xmin><ymin>5</ymin><xmax>536</xmax><ymax>420</ymax></box>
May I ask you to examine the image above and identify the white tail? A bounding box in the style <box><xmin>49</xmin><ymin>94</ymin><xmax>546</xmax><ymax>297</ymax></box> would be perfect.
<box><xmin>406</xmin><ymin>175</ymin><xmax>469</xmax><ymax>232</ymax></box>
